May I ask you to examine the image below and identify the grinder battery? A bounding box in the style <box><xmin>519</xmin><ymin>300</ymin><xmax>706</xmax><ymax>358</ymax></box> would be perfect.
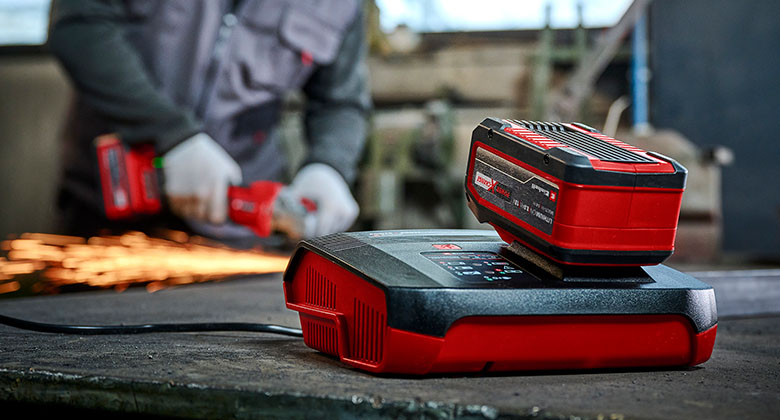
<box><xmin>465</xmin><ymin>118</ymin><xmax>688</xmax><ymax>266</ymax></box>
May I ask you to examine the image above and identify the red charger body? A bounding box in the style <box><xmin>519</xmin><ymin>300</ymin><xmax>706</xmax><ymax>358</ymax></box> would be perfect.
<box><xmin>283</xmin><ymin>230</ymin><xmax>717</xmax><ymax>375</ymax></box>
<box><xmin>465</xmin><ymin>118</ymin><xmax>688</xmax><ymax>266</ymax></box>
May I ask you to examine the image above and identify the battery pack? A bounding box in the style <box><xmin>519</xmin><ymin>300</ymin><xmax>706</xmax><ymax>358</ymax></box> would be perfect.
<box><xmin>465</xmin><ymin>118</ymin><xmax>688</xmax><ymax>266</ymax></box>
<box><xmin>95</xmin><ymin>134</ymin><xmax>161</xmax><ymax>220</ymax></box>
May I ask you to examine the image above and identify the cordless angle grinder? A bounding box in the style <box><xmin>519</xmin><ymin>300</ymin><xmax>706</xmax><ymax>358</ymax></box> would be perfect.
<box><xmin>94</xmin><ymin>134</ymin><xmax>315</xmax><ymax>240</ymax></box>
<box><xmin>282</xmin><ymin>118</ymin><xmax>717</xmax><ymax>375</ymax></box>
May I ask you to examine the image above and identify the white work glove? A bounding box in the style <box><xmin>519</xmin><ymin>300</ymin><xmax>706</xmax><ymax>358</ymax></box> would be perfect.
<box><xmin>288</xmin><ymin>163</ymin><xmax>359</xmax><ymax>237</ymax></box>
<box><xmin>163</xmin><ymin>133</ymin><xmax>242</xmax><ymax>224</ymax></box>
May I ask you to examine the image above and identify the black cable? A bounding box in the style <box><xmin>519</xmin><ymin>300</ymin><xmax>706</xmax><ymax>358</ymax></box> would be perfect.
<box><xmin>0</xmin><ymin>314</ymin><xmax>303</xmax><ymax>337</ymax></box>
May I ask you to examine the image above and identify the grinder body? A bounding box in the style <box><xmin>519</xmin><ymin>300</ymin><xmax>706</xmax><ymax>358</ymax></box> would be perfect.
<box><xmin>94</xmin><ymin>134</ymin><xmax>313</xmax><ymax>238</ymax></box>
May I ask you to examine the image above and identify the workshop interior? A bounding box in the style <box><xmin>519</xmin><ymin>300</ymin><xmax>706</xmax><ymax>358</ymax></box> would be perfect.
<box><xmin>0</xmin><ymin>0</ymin><xmax>778</xmax><ymax>418</ymax></box>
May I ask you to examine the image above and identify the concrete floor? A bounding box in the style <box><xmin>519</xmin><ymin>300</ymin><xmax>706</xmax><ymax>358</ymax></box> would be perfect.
<box><xmin>0</xmin><ymin>270</ymin><xmax>778</xmax><ymax>419</ymax></box>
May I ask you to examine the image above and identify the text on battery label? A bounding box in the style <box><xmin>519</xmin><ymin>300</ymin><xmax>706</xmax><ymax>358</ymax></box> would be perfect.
<box><xmin>492</xmin><ymin>181</ymin><xmax>511</xmax><ymax>201</ymax></box>
<box><xmin>473</xmin><ymin>147</ymin><xmax>559</xmax><ymax>235</ymax></box>
<box><xmin>531</xmin><ymin>209</ymin><xmax>552</xmax><ymax>224</ymax></box>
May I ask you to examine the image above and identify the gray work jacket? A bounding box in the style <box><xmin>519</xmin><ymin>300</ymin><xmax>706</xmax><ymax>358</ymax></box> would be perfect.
<box><xmin>49</xmin><ymin>0</ymin><xmax>371</xmax><ymax>216</ymax></box>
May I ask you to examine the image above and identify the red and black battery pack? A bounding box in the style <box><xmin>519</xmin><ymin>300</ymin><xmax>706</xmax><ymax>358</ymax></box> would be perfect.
<box><xmin>95</xmin><ymin>134</ymin><xmax>162</xmax><ymax>220</ymax></box>
<box><xmin>283</xmin><ymin>230</ymin><xmax>717</xmax><ymax>375</ymax></box>
<box><xmin>465</xmin><ymin>118</ymin><xmax>688</xmax><ymax>266</ymax></box>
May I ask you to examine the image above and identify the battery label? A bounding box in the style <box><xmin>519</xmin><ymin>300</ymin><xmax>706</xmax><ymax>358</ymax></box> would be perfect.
<box><xmin>472</xmin><ymin>147</ymin><xmax>558</xmax><ymax>234</ymax></box>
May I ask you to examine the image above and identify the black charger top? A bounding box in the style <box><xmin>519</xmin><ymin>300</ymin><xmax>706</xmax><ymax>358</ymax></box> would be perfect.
<box><xmin>283</xmin><ymin>230</ymin><xmax>717</xmax><ymax>337</ymax></box>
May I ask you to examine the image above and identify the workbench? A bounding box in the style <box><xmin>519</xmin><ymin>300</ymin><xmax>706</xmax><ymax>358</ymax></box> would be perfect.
<box><xmin>1</xmin><ymin>268</ymin><xmax>778</xmax><ymax>419</ymax></box>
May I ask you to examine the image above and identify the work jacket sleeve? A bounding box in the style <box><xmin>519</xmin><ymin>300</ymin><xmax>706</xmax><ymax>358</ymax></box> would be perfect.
<box><xmin>301</xmin><ymin>5</ymin><xmax>372</xmax><ymax>186</ymax></box>
<box><xmin>48</xmin><ymin>0</ymin><xmax>202</xmax><ymax>154</ymax></box>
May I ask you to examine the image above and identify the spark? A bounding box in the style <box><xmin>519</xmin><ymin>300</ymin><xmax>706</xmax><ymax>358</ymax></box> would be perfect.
<box><xmin>0</xmin><ymin>231</ymin><xmax>289</xmax><ymax>295</ymax></box>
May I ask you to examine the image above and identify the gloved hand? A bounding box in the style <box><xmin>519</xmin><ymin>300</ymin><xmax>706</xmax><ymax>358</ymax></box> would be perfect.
<box><xmin>288</xmin><ymin>163</ymin><xmax>359</xmax><ymax>237</ymax></box>
<box><xmin>163</xmin><ymin>133</ymin><xmax>242</xmax><ymax>224</ymax></box>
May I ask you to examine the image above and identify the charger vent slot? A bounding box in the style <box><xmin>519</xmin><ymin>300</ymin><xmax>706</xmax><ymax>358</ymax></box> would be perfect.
<box><xmin>351</xmin><ymin>299</ymin><xmax>385</xmax><ymax>364</ymax></box>
<box><xmin>301</xmin><ymin>318</ymin><xmax>338</xmax><ymax>356</ymax></box>
<box><xmin>305</xmin><ymin>267</ymin><xmax>337</xmax><ymax>310</ymax></box>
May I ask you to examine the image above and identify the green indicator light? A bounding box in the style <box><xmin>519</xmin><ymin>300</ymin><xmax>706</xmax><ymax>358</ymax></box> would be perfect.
<box><xmin>152</xmin><ymin>157</ymin><xmax>165</xmax><ymax>169</ymax></box>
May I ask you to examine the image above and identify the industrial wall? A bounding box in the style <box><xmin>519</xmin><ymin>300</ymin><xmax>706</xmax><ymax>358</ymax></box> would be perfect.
<box><xmin>650</xmin><ymin>0</ymin><xmax>780</xmax><ymax>258</ymax></box>
<box><xmin>0</xmin><ymin>55</ymin><xmax>70</xmax><ymax>239</ymax></box>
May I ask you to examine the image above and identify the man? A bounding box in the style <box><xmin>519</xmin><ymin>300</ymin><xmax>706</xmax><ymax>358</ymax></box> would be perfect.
<box><xmin>48</xmin><ymin>0</ymin><xmax>371</xmax><ymax>246</ymax></box>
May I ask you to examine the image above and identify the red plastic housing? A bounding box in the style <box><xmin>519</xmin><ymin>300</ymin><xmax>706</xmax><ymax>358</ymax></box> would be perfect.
<box><xmin>96</xmin><ymin>134</ymin><xmax>161</xmax><ymax>220</ymax></box>
<box><xmin>284</xmin><ymin>251</ymin><xmax>716</xmax><ymax>375</ymax></box>
<box><xmin>228</xmin><ymin>181</ymin><xmax>283</xmax><ymax>237</ymax></box>
<box><xmin>465</xmin><ymin>124</ymin><xmax>685</xmax><ymax>266</ymax></box>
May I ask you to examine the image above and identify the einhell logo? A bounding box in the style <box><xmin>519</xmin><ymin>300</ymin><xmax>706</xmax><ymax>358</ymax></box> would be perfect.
<box><xmin>475</xmin><ymin>172</ymin><xmax>495</xmax><ymax>190</ymax></box>
<box><xmin>531</xmin><ymin>183</ymin><xmax>550</xmax><ymax>198</ymax></box>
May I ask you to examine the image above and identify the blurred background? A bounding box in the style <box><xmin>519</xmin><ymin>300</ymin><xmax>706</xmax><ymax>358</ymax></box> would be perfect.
<box><xmin>0</xmin><ymin>0</ymin><xmax>778</xmax><ymax>279</ymax></box>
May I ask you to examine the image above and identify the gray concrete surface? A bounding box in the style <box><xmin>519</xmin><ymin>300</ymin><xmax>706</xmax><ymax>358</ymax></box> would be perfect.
<box><xmin>0</xmin><ymin>271</ymin><xmax>779</xmax><ymax>419</ymax></box>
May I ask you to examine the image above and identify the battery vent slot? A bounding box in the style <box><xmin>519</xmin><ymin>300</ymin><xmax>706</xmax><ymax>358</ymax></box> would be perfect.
<box><xmin>511</xmin><ymin>119</ymin><xmax>655</xmax><ymax>163</ymax></box>
<box><xmin>305</xmin><ymin>267</ymin><xmax>337</xmax><ymax>310</ymax></box>
<box><xmin>351</xmin><ymin>299</ymin><xmax>385</xmax><ymax>364</ymax></box>
<box><xmin>301</xmin><ymin>317</ymin><xmax>338</xmax><ymax>356</ymax></box>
